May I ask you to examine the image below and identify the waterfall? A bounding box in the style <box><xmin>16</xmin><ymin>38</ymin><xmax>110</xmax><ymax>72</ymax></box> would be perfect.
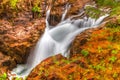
<box><xmin>10</xmin><ymin>5</ymin><xmax>109</xmax><ymax>78</ymax></box>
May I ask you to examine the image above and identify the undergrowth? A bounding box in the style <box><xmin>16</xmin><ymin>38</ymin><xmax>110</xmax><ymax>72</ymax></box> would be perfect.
<box><xmin>9</xmin><ymin>0</ymin><xmax>18</xmax><ymax>9</ymax></box>
<box><xmin>95</xmin><ymin>0</ymin><xmax>119</xmax><ymax>8</ymax></box>
<box><xmin>85</xmin><ymin>6</ymin><xmax>103</xmax><ymax>18</ymax></box>
<box><xmin>0</xmin><ymin>0</ymin><xmax>42</xmax><ymax>18</ymax></box>
<box><xmin>0</xmin><ymin>73</ymin><xmax>7</xmax><ymax>80</ymax></box>
<box><xmin>95</xmin><ymin>0</ymin><xmax>120</xmax><ymax>16</ymax></box>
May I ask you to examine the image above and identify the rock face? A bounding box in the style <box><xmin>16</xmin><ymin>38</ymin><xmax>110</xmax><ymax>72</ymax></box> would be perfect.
<box><xmin>0</xmin><ymin>0</ymin><xmax>53</xmax><ymax>75</ymax></box>
<box><xmin>0</xmin><ymin>0</ymin><xmax>47</xmax><ymax>74</ymax></box>
<box><xmin>48</xmin><ymin>0</ymin><xmax>90</xmax><ymax>25</ymax></box>
<box><xmin>0</xmin><ymin>52</ymin><xmax>15</xmax><ymax>74</ymax></box>
<box><xmin>0</xmin><ymin>18</ymin><xmax>45</xmax><ymax>74</ymax></box>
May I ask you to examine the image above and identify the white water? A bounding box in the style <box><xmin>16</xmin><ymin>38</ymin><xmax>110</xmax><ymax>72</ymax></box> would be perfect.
<box><xmin>10</xmin><ymin>5</ymin><xmax>109</xmax><ymax>79</ymax></box>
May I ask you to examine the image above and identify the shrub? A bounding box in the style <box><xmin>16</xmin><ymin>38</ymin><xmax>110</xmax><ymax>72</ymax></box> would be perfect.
<box><xmin>9</xmin><ymin>0</ymin><xmax>18</xmax><ymax>9</ymax></box>
<box><xmin>0</xmin><ymin>73</ymin><xmax>7</xmax><ymax>80</ymax></box>
<box><xmin>81</xmin><ymin>49</ymin><xmax>89</xmax><ymax>57</ymax></box>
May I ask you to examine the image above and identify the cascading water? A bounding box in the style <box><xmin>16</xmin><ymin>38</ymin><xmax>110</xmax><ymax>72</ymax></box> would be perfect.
<box><xmin>10</xmin><ymin>4</ymin><xmax>109</xmax><ymax>78</ymax></box>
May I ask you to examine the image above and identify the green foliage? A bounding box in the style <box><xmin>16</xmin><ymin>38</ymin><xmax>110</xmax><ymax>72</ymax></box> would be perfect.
<box><xmin>15</xmin><ymin>77</ymin><xmax>21</xmax><ymax>80</ymax></box>
<box><xmin>32</xmin><ymin>5</ymin><xmax>41</xmax><ymax>13</ymax></box>
<box><xmin>109</xmin><ymin>56</ymin><xmax>117</xmax><ymax>63</ymax></box>
<box><xmin>105</xmin><ymin>22</ymin><xmax>120</xmax><ymax>43</ymax></box>
<box><xmin>62</xmin><ymin>59</ymin><xmax>71</xmax><ymax>64</ymax></box>
<box><xmin>113</xmin><ymin>73</ymin><xmax>118</xmax><ymax>78</ymax></box>
<box><xmin>95</xmin><ymin>0</ymin><xmax>120</xmax><ymax>16</ymax></box>
<box><xmin>106</xmin><ymin>22</ymin><xmax>120</xmax><ymax>32</ymax></box>
<box><xmin>85</xmin><ymin>6</ymin><xmax>102</xmax><ymax>18</ymax></box>
<box><xmin>111</xmin><ymin>50</ymin><xmax>118</xmax><ymax>54</ymax></box>
<box><xmin>0</xmin><ymin>73</ymin><xmax>7</xmax><ymax>80</ymax></box>
<box><xmin>32</xmin><ymin>4</ymin><xmax>41</xmax><ymax>17</ymax></box>
<box><xmin>95</xmin><ymin>0</ymin><xmax>118</xmax><ymax>8</ymax></box>
<box><xmin>53</xmin><ymin>56</ymin><xmax>60</xmax><ymax>65</ymax></box>
<box><xmin>94</xmin><ymin>65</ymin><xmax>105</xmax><ymax>71</ymax></box>
<box><xmin>90</xmin><ymin>61</ymin><xmax>106</xmax><ymax>71</ymax></box>
<box><xmin>90</xmin><ymin>64</ymin><xmax>106</xmax><ymax>71</ymax></box>
<box><xmin>106</xmin><ymin>22</ymin><xmax>118</xmax><ymax>28</ymax></box>
<box><xmin>111</xmin><ymin>6</ymin><xmax>120</xmax><ymax>16</ymax></box>
<box><xmin>12</xmin><ymin>76</ymin><xmax>27</xmax><ymax>80</ymax></box>
<box><xmin>81</xmin><ymin>49</ymin><xmax>89</xmax><ymax>57</ymax></box>
<box><xmin>9</xmin><ymin>0</ymin><xmax>18</xmax><ymax>9</ymax></box>
<box><xmin>44</xmin><ymin>70</ymin><xmax>49</xmax><ymax>77</ymax></box>
<box><xmin>107</xmin><ymin>36</ymin><xmax>114</xmax><ymax>42</ymax></box>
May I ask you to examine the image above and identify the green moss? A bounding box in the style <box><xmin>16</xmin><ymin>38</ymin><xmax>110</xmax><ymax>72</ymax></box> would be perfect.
<box><xmin>0</xmin><ymin>73</ymin><xmax>7</xmax><ymax>80</ymax></box>
<box><xmin>62</xmin><ymin>59</ymin><xmax>71</xmax><ymax>64</ymax></box>
<box><xmin>15</xmin><ymin>77</ymin><xmax>22</xmax><ymax>80</ymax></box>
<box><xmin>106</xmin><ymin>21</ymin><xmax>120</xmax><ymax>30</ymax></box>
<box><xmin>32</xmin><ymin>5</ymin><xmax>41</xmax><ymax>13</ymax></box>
<box><xmin>107</xmin><ymin>36</ymin><xmax>114</xmax><ymax>42</ymax></box>
<box><xmin>111</xmin><ymin>50</ymin><xmax>118</xmax><ymax>54</ymax></box>
<box><xmin>95</xmin><ymin>0</ymin><xmax>120</xmax><ymax>17</ymax></box>
<box><xmin>95</xmin><ymin>0</ymin><xmax>118</xmax><ymax>8</ymax></box>
<box><xmin>90</xmin><ymin>64</ymin><xmax>106</xmax><ymax>71</ymax></box>
<box><xmin>111</xmin><ymin>6</ymin><xmax>120</xmax><ymax>16</ymax></box>
<box><xmin>109</xmin><ymin>56</ymin><xmax>117</xmax><ymax>63</ymax></box>
<box><xmin>81</xmin><ymin>49</ymin><xmax>89</xmax><ymax>57</ymax></box>
<box><xmin>9</xmin><ymin>0</ymin><xmax>18</xmax><ymax>9</ymax></box>
<box><xmin>105</xmin><ymin>22</ymin><xmax>120</xmax><ymax>43</ymax></box>
<box><xmin>113</xmin><ymin>73</ymin><xmax>118</xmax><ymax>78</ymax></box>
<box><xmin>32</xmin><ymin>2</ymin><xmax>41</xmax><ymax>18</ymax></box>
<box><xmin>85</xmin><ymin>6</ymin><xmax>102</xmax><ymax>18</ymax></box>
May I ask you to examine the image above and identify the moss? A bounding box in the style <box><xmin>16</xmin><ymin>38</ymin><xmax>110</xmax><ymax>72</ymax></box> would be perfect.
<box><xmin>9</xmin><ymin>0</ymin><xmax>18</xmax><ymax>9</ymax></box>
<box><xmin>81</xmin><ymin>49</ymin><xmax>89</xmax><ymax>57</ymax></box>
<box><xmin>106</xmin><ymin>21</ymin><xmax>120</xmax><ymax>30</ymax></box>
<box><xmin>0</xmin><ymin>73</ymin><xmax>7</xmax><ymax>80</ymax></box>
<box><xmin>32</xmin><ymin>5</ymin><xmax>41</xmax><ymax>13</ymax></box>
<box><xmin>109</xmin><ymin>56</ymin><xmax>117</xmax><ymax>63</ymax></box>
<box><xmin>113</xmin><ymin>73</ymin><xmax>118</xmax><ymax>78</ymax></box>
<box><xmin>111</xmin><ymin>6</ymin><xmax>120</xmax><ymax>16</ymax></box>
<box><xmin>95</xmin><ymin>0</ymin><xmax>120</xmax><ymax>17</ymax></box>
<box><xmin>85</xmin><ymin>6</ymin><xmax>103</xmax><ymax>18</ymax></box>
<box><xmin>0</xmin><ymin>0</ymin><xmax>43</xmax><ymax>18</ymax></box>
<box><xmin>95</xmin><ymin>0</ymin><xmax>118</xmax><ymax>8</ymax></box>
<box><xmin>111</xmin><ymin>49</ymin><xmax>118</xmax><ymax>54</ymax></box>
<box><xmin>31</xmin><ymin>0</ymin><xmax>42</xmax><ymax>18</ymax></box>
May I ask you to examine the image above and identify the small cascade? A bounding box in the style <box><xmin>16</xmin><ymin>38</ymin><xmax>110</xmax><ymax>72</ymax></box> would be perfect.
<box><xmin>11</xmin><ymin>4</ymin><xmax>109</xmax><ymax>78</ymax></box>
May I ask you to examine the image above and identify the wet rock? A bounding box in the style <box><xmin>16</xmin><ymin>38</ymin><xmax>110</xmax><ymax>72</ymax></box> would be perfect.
<box><xmin>0</xmin><ymin>52</ymin><xmax>15</xmax><ymax>75</ymax></box>
<box><xmin>48</xmin><ymin>0</ymin><xmax>91</xmax><ymax>26</ymax></box>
